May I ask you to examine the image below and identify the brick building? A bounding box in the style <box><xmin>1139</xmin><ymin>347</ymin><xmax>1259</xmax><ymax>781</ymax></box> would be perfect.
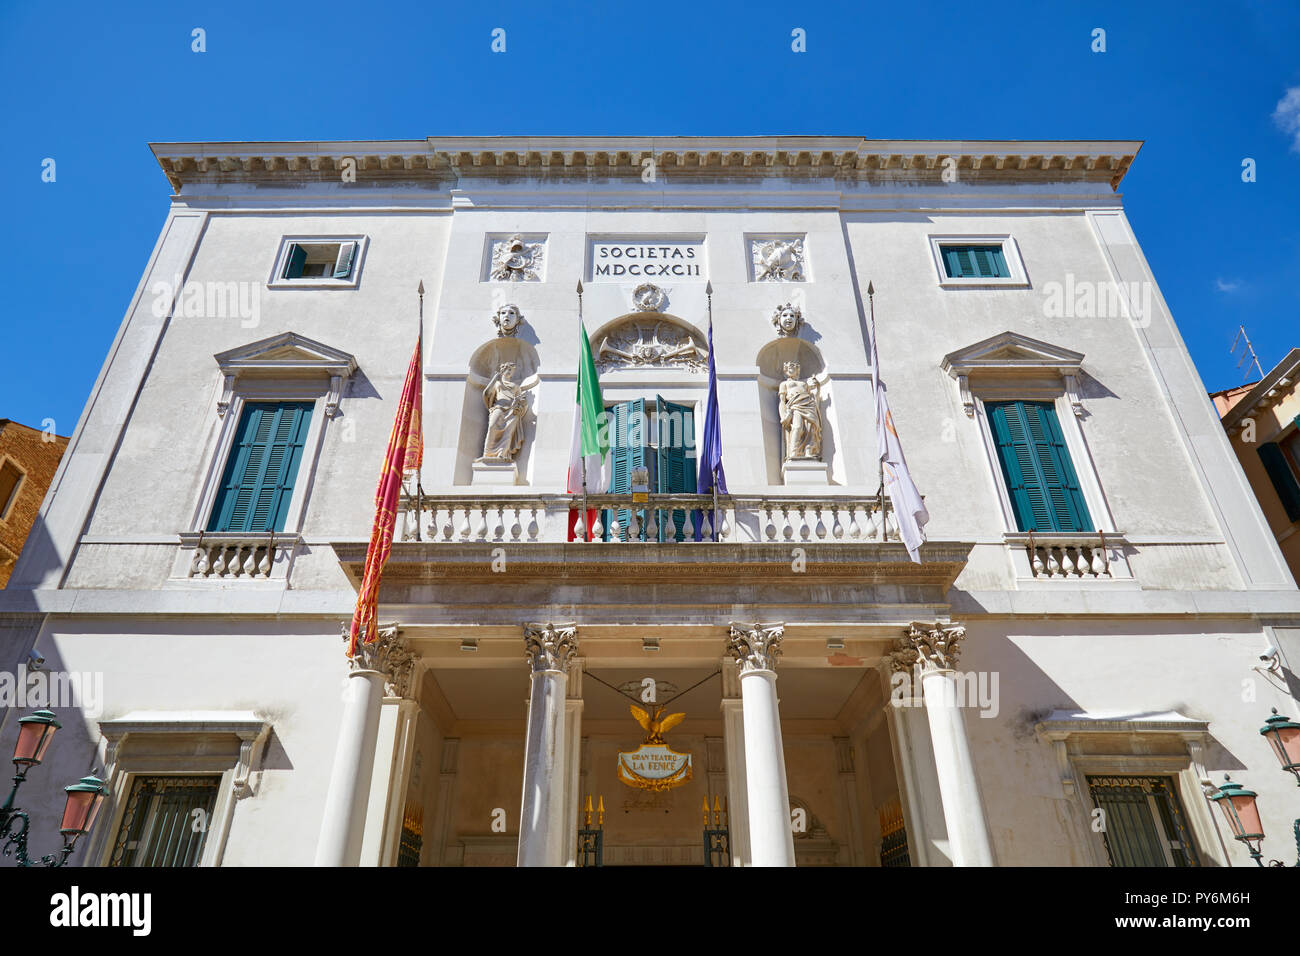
<box><xmin>0</xmin><ymin>420</ymin><xmax>69</xmax><ymax>587</ymax></box>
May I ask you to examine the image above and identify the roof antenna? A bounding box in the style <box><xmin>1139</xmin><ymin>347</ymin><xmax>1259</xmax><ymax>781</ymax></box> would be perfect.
<box><xmin>1229</xmin><ymin>325</ymin><xmax>1263</xmax><ymax>383</ymax></box>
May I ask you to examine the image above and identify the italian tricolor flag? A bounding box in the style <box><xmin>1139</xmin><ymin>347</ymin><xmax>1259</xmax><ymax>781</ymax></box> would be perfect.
<box><xmin>567</xmin><ymin>320</ymin><xmax>608</xmax><ymax>539</ymax></box>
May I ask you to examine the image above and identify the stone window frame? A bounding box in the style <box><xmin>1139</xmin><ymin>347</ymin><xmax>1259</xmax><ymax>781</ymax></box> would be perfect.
<box><xmin>86</xmin><ymin>712</ymin><xmax>272</xmax><ymax>868</ymax></box>
<box><xmin>927</xmin><ymin>233</ymin><xmax>1030</xmax><ymax>288</ymax></box>
<box><xmin>1035</xmin><ymin>712</ymin><xmax>1226</xmax><ymax>868</ymax></box>
<box><xmin>266</xmin><ymin>234</ymin><xmax>369</xmax><ymax>290</ymax></box>
<box><xmin>169</xmin><ymin>333</ymin><xmax>357</xmax><ymax>585</ymax></box>
<box><xmin>189</xmin><ymin>333</ymin><xmax>358</xmax><ymax>539</ymax></box>
<box><xmin>0</xmin><ymin>455</ymin><xmax>25</xmax><ymax>522</ymax></box>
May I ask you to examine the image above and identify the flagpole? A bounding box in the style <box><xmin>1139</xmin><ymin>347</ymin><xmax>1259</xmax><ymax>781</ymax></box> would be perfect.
<box><xmin>706</xmin><ymin>279</ymin><xmax>718</xmax><ymax>542</ymax></box>
<box><xmin>869</xmin><ymin>280</ymin><xmax>888</xmax><ymax>542</ymax></box>
<box><xmin>576</xmin><ymin>280</ymin><xmax>588</xmax><ymax>540</ymax></box>
<box><xmin>415</xmin><ymin>280</ymin><xmax>424</xmax><ymax>542</ymax></box>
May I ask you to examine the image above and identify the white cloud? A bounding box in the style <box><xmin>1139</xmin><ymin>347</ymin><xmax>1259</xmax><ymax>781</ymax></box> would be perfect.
<box><xmin>1274</xmin><ymin>86</ymin><xmax>1300</xmax><ymax>152</ymax></box>
<box><xmin>1215</xmin><ymin>277</ymin><xmax>1241</xmax><ymax>293</ymax></box>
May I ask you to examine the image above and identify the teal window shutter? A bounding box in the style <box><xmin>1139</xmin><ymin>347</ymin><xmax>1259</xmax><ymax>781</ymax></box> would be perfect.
<box><xmin>332</xmin><ymin>242</ymin><xmax>356</xmax><ymax>279</ymax></box>
<box><xmin>604</xmin><ymin>399</ymin><xmax>646</xmax><ymax>541</ymax></box>
<box><xmin>1258</xmin><ymin>439</ymin><xmax>1300</xmax><ymax>522</ymax></box>
<box><xmin>944</xmin><ymin>247</ymin><xmax>973</xmax><ymax>278</ymax></box>
<box><xmin>208</xmin><ymin>401</ymin><xmax>314</xmax><ymax>533</ymax></box>
<box><xmin>942</xmin><ymin>244</ymin><xmax>1009</xmax><ymax>278</ymax></box>
<box><xmin>283</xmin><ymin>244</ymin><xmax>307</xmax><ymax>279</ymax></box>
<box><xmin>988</xmin><ymin>400</ymin><xmax>1093</xmax><ymax>532</ymax></box>
<box><xmin>656</xmin><ymin>396</ymin><xmax>696</xmax><ymax>541</ymax></box>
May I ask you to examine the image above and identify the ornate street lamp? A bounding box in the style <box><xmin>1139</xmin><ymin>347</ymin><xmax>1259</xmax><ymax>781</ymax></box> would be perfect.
<box><xmin>1260</xmin><ymin>708</ymin><xmax>1300</xmax><ymax>787</ymax></box>
<box><xmin>1209</xmin><ymin>776</ymin><xmax>1266</xmax><ymax>867</ymax></box>
<box><xmin>1</xmin><ymin>710</ymin><xmax>108</xmax><ymax>867</ymax></box>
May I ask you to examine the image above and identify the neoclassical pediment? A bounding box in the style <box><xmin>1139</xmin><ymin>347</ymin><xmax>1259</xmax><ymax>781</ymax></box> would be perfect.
<box><xmin>214</xmin><ymin>332</ymin><xmax>359</xmax><ymax>417</ymax></box>
<box><xmin>940</xmin><ymin>331</ymin><xmax>1085</xmax><ymax>417</ymax></box>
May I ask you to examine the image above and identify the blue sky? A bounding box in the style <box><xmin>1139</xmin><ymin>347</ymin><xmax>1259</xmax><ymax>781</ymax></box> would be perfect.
<box><xmin>2</xmin><ymin>0</ymin><xmax>1297</xmax><ymax>434</ymax></box>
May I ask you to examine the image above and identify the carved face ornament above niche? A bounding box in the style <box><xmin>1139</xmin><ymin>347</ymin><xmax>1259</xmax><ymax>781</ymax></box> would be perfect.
<box><xmin>489</xmin><ymin>234</ymin><xmax>545</xmax><ymax>282</ymax></box>
<box><xmin>771</xmin><ymin>302</ymin><xmax>804</xmax><ymax>337</ymax></box>
<box><xmin>492</xmin><ymin>303</ymin><xmax>525</xmax><ymax>337</ymax></box>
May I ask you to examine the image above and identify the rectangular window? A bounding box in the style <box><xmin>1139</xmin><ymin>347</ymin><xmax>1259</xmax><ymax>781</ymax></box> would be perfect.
<box><xmin>282</xmin><ymin>241</ymin><xmax>356</xmax><ymax>280</ymax></box>
<box><xmin>987</xmin><ymin>400</ymin><xmax>1093</xmax><ymax>532</ymax></box>
<box><xmin>0</xmin><ymin>460</ymin><xmax>22</xmax><ymax>521</ymax></box>
<box><xmin>941</xmin><ymin>244</ymin><xmax>1010</xmax><ymax>279</ymax></box>
<box><xmin>207</xmin><ymin>401</ymin><xmax>314</xmax><ymax>533</ymax></box>
<box><xmin>107</xmin><ymin>775</ymin><xmax>221</xmax><ymax>867</ymax></box>
<box><xmin>1086</xmin><ymin>775</ymin><xmax>1200</xmax><ymax>867</ymax></box>
<box><xmin>1259</xmin><ymin>420</ymin><xmax>1300</xmax><ymax>523</ymax></box>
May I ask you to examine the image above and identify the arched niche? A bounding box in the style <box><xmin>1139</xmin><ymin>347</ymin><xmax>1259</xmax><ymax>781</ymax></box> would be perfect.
<box><xmin>454</xmin><ymin>337</ymin><xmax>541</xmax><ymax>484</ymax></box>
<box><xmin>754</xmin><ymin>337</ymin><xmax>838</xmax><ymax>485</ymax></box>
<box><xmin>586</xmin><ymin>312</ymin><xmax>708</xmax><ymax>375</ymax></box>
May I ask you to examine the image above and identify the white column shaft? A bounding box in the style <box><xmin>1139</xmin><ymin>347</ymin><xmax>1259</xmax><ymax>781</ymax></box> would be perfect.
<box><xmin>739</xmin><ymin>669</ymin><xmax>795</xmax><ymax>867</ymax></box>
<box><xmin>315</xmin><ymin>668</ymin><xmax>386</xmax><ymax>866</ymax></box>
<box><xmin>721</xmin><ymin>699</ymin><xmax>751</xmax><ymax>866</ymax></box>
<box><xmin>517</xmin><ymin>668</ymin><xmax>567</xmax><ymax>867</ymax></box>
<box><xmin>921</xmin><ymin>669</ymin><xmax>994</xmax><ymax>866</ymax></box>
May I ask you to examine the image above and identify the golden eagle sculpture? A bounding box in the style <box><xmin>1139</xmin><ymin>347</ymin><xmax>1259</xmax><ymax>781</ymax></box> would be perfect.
<box><xmin>629</xmin><ymin>704</ymin><xmax>686</xmax><ymax>745</ymax></box>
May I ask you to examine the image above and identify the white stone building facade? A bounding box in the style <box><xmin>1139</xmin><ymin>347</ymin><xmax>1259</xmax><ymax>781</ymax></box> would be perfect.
<box><xmin>3</xmin><ymin>136</ymin><xmax>1299</xmax><ymax>867</ymax></box>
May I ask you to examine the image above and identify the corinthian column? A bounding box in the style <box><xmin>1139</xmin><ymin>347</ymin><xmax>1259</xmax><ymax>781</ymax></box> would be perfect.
<box><xmin>316</xmin><ymin>624</ymin><xmax>414</xmax><ymax>866</ymax></box>
<box><xmin>890</xmin><ymin>622</ymin><xmax>994</xmax><ymax>867</ymax></box>
<box><xmin>727</xmin><ymin>623</ymin><xmax>795</xmax><ymax>867</ymax></box>
<box><xmin>518</xmin><ymin>623</ymin><xmax>577</xmax><ymax>867</ymax></box>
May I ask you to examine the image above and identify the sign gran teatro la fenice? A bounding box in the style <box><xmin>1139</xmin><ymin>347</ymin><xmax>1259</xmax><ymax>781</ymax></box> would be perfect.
<box><xmin>589</xmin><ymin>239</ymin><xmax>706</xmax><ymax>281</ymax></box>
<box><xmin>617</xmin><ymin>704</ymin><xmax>694</xmax><ymax>792</ymax></box>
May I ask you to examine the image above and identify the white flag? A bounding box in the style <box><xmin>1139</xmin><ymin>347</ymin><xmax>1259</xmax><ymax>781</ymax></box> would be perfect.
<box><xmin>870</xmin><ymin>299</ymin><xmax>929</xmax><ymax>562</ymax></box>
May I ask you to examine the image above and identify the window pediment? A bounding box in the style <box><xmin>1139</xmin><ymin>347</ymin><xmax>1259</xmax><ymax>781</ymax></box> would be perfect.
<box><xmin>941</xmin><ymin>331</ymin><xmax>1085</xmax><ymax>417</ymax></box>
<box><xmin>214</xmin><ymin>332</ymin><xmax>358</xmax><ymax>417</ymax></box>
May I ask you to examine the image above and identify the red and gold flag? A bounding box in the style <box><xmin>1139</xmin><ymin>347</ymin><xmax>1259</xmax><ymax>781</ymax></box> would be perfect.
<box><xmin>347</xmin><ymin>331</ymin><xmax>423</xmax><ymax>657</ymax></box>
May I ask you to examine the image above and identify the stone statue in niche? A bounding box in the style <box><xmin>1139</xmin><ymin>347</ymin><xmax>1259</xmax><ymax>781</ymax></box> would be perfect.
<box><xmin>490</xmin><ymin>234</ymin><xmax>545</xmax><ymax>282</ymax></box>
<box><xmin>778</xmin><ymin>360</ymin><xmax>829</xmax><ymax>461</ymax></box>
<box><xmin>492</xmin><ymin>303</ymin><xmax>524</xmax><ymax>337</ymax></box>
<box><xmin>478</xmin><ymin>361</ymin><xmax>538</xmax><ymax>462</ymax></box>
<box><xmin>771</xmin><ymin>302</ymin><xmax>804</xmax><ymax>337</ymax></box>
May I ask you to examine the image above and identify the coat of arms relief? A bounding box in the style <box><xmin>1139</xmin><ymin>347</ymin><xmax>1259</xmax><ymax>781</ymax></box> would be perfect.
<box><xmin>488</xmin><ymin>234</ymin><xmax>546</xmax><ymax>281</ymax></box>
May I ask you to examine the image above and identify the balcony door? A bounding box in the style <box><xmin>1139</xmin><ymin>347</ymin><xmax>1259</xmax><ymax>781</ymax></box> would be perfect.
<box><xmin>605</xmin><ymin>397</ymin><xmax>696</xmax><ymax>542</ymax></box>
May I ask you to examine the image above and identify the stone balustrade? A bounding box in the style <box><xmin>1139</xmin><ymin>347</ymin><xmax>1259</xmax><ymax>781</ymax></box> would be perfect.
<box><xmin>176</xmin><ymin>532</ymin><xmax>298</xmax><ymax>581</ymax></box>
<box><xmin>1021</xmin><ymin>533</ymin><xmax>1115</xmax><ymax>579</ymax></box>
<box><xmin>401</xmin><ymin>494</ymin><xmax>896</xmax><ymax>545</ymax></box>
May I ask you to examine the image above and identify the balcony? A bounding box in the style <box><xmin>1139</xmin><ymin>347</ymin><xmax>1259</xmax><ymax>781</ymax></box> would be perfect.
<box><xmin>172</xmin><ymin>532</ymin><xmax>301</xmax><ymax>584</ymax></box>
<box><xmin>1004</xmin><ymin>531</ymin><xmax>1133</xmax><ymax>583</ymax></box>
<box><xmin>398</xmin><ymin>492</ymin><xmax>903</xmax><ymax>545</ymax></box>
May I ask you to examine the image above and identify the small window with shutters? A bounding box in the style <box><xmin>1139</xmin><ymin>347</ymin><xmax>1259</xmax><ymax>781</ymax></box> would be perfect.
<box><xmin>928</xmin><ymin>234</ymin><xmax>1027</xmax><ymax>287</ymax></box>
<box><xmin>986</xmin><ymin>400</ymin><xmax>1094</xmax><ymax>533</ymax></box>
<box><xmin>269</xmin><ymin>235</ymin><xmax>366</xmax><ymax>288</ymax></box>
<box><xmin>207</xmin><ymin>401</ymin><xmax>314</xmax><ymax>533</ymax></box>
<box><xmin>940</xmin><ymin>244</ymin><xmax>1009</xmax><ymax>279</ymax></box>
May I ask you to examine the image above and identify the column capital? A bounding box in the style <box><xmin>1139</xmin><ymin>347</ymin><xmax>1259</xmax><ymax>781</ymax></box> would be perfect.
<box><xmin>341</xmin><ymin>621</ymin><xmax>417</xmax><ymax>697</ymax></box>
<box><xmin>727</xmin><ymin>622</ymin><xmax>785</xmax><ymax>674</ymax></box>
<box><xmin>523</xmin><ymin>622</ymin><xmax>579</xmax><ymax>674</ymax></box>
<box><xmin>889</xmin><ymin>621</ymin><xmax>967</xmax><ymax>673</ymax></box>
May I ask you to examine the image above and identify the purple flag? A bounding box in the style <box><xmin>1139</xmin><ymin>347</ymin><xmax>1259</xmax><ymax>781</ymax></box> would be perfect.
<box><xmin>698</xmin><ymin>321</ymin><xmax>727</xmax><ymax>495</ymax></box>
<box><xmin>696</xmin><ymin>321</ymin><xmax>727</xmax><ymax>539</ymax></box>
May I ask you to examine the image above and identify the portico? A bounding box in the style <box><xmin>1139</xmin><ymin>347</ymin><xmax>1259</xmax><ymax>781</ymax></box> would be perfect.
<box><xmin>319</xmin><ymin>505</ymin><xmax>988</xmax><ymax>866</ymax></box>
